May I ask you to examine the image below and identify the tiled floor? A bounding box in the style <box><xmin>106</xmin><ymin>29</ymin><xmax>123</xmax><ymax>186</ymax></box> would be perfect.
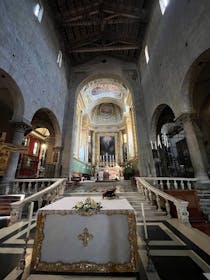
<box><xmin>0</xmin><ymin>181</ymin><xmax>210</xmax><ymax>280</ymax></box>
<box><xmin>0</xmin><ymin>219</ymin><xmax>210</xmax><ymax>280</ymax></box>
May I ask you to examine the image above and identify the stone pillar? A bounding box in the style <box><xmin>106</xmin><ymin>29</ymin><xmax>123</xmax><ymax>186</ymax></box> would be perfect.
<box><xmin>53</xmin><ymin>146</ymin><xmax>62</xmax><ymax>177</ymax></box>
<box><xmin>92</xmin><ymin>131</ymin><xmax>96</xmax><ymax>165</ymax></box>
<box><xmin>177</xmin><ymin>113</ymin><xmax>209</xmax><ymax>182</ymax></box>
<box><xmin>119</xmin><ymin>130</ymin><xmax>123</xmax><ymax>164</ymax></box>
<box><xmin>3</xmin><ymin>122</ymin><xmax>30</xmax><ymax>191</ymax></box>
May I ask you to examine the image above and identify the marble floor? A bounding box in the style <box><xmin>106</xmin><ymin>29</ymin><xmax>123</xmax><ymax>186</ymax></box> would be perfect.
<box><xmin>0</xmin><ymin>181</ymin><xmax>210</xmax><ymax>280</ymax></box>
<box><xmin>0</xmin><ymin>218</ymin><xmax>210</xmax><ymax>280</ymax></box>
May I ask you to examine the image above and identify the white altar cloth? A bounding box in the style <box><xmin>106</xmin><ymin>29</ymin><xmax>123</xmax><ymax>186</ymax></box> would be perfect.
<box><xmin>31</xmin><ymin>197</ymin><xmax>137</xmax><ymax>273</ymax></box>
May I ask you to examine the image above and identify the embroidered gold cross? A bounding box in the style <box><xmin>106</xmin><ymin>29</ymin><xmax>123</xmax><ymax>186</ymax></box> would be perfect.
<box><xmin>78</xmin><ymin>228</ymin><xmax>93</xmax><ymax>247</ymax></box>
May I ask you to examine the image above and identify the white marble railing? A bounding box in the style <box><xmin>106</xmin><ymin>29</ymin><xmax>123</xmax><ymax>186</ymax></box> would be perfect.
<box><xmin>10</xmin><ymin>178</ymin><xmax>67</xmax><ymax>224</ymax></box>
<box><xmin>11</xmin><ymin>178</ymin><xmax>59</xmax><ymax>195</ymax></box>
<box><xmin>136</xmin><ymin>177</ymin><xmax>190</xmax><ymax>224</ymax></box>
<box><xmin>143</xmin><ymin>177</ymin><xmax>197</xmax><ymax>190</ymax></box>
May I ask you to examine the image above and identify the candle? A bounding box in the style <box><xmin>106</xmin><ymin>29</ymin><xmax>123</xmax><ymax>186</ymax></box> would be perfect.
<box><xmin>141</xmin><ymin>202</ymin><xmax>148</xmax><ymax>240</ymax></box>
<box><xmin>26</xmin><ymin>201</ymin><xmax>34</xmax><ymax>239</ymax></box>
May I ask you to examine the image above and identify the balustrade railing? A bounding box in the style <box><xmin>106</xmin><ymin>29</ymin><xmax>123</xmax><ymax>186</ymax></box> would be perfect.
<box><xmin>11</xmin><ymin>178</ymin><xmax>59</xmax><ymax>195</ymax></box>
<box><xmin>136</xmin><ymin>177</ymin><xmax>190</xmax><ymax>224</ymax></box>
<box><xmin>143</xmin><ymin>177</ymin><xmax>196</xmax><ymax>191</ymax></box>
<box><xmin>10</xmin><ymin>178</ymin><xmax>67</xmax><ymax>224</ymax></box>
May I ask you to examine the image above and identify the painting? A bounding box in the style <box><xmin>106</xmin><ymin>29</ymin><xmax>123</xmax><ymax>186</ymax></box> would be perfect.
<box><xmin>100</xmin><ymin>136</ymin><xmax>115</xmax><ymax>156</ymax></box>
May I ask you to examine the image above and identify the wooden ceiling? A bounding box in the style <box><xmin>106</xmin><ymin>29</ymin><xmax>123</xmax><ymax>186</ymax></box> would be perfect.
<box><xmin>47</xmin><ymin>0</ymin><xmax>154</xmax><ymax>65</ymax></box>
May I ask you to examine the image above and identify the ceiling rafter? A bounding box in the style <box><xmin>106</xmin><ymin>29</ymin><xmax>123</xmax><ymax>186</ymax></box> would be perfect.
<box><xmin>69</xmin><ymin>45</ymin><xmax>140</xmax><ymax>53</ymax></box>
<box><xmin>48</xmin><ymin>0</ymin><xmax>154</xmax><ymax>65</ymax></box>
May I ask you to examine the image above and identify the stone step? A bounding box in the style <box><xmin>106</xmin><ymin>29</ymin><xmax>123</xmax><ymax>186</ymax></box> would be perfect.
<box><xmin>131</xmin><ymin>204</ymin><xmax>157</xmax><ymax>210</ymax></box>
<box><xmin>136</xmin><ymin>216</ymin><xmax>169</xmax><ymax>222</ymax></box>
<box><xmin>135</xmin><ymin>210</ymin><xmax>166</xmax><ymax>217</ymax></box>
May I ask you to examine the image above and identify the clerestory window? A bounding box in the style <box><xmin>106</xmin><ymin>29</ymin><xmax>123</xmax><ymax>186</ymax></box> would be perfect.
<box><xmin>159</xmin><ymin>0</ymin><xmax>170</xmax><ymax>15</ymax></box>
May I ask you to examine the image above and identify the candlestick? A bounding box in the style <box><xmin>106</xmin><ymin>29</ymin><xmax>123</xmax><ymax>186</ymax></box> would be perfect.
<box><xmin>26</xmin><ymin>202</ymin><xmax>34</xmax><ymax>239</ymax></box>
<box><xmin>141</xmin><ymin>202</ymin><xmax>148</xmax><ymax>240</ymax></box>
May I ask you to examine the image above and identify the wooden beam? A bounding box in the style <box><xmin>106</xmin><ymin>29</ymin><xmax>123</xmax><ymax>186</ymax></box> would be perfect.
<box><xmin>62</xmin><ymin>18</ymin><xmax>142</xmax><ymax>27</ymax></box>
<box><xmin>69</xmin><ymin>45</ymin><xmax>140</xmax><ymax>53</ymax></box>
<box><xmin>103</xmin><ymin>3</ymin><xmax>147</xmax><ymax>19</ymax></box>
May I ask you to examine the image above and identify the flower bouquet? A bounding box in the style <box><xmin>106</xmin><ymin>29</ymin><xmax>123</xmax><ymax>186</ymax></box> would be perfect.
<box><xmin>73</xmin><ymin>197</ymin><xmax>102</xmax><ymax>212</ymax></box>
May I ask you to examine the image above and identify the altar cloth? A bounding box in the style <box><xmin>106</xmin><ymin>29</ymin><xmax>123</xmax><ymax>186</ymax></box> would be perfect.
<box><xmin>31</xmin><ymin>197</ymin><xmax>138</xmax><ymax>273</ymax></box>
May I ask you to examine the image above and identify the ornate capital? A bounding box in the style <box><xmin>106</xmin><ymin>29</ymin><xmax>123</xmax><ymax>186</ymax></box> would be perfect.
<box><xmin>175</xmin><ymin>113</ymin><xmax>196</xmax><ymax>126</ymax></box>
<box><xmin>12</xmin><ymin>121</ymin><xmax>32</xmax><ymax>132</ymax></box>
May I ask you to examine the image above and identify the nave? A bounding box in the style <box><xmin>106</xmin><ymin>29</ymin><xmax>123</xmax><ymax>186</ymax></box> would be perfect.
<box><xmin>0</xmin><ymin>180</ymin><xmax>210</xmax><ymax>280</ymax></box>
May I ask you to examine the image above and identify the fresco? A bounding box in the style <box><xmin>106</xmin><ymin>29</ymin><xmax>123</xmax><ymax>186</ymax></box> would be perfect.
<box><xmin>91</xmin><ymin>84</ymin><xmax>121</xmax><ymax>98</ymax></box>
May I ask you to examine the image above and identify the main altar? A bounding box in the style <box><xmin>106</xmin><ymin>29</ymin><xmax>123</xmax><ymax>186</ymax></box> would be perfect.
<box><xmin>31</xmin><ymin>197</ymin><xmax>138</xmax><ymax>273</ymax></box>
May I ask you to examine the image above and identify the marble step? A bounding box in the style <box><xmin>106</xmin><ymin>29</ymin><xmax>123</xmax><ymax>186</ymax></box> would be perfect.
<box><xmin>135</xmin><ymin>209</ymin><xmax>166</xmax><ymax>215</ymax></box>
<box><xmin>130</xmin><ymin>203</ymin><xmax>157</xmax><ymax>210</ymax></box>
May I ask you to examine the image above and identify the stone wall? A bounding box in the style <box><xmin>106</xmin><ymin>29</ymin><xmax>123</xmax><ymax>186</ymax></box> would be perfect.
<box><xmin>0</xmin><ymin>0</ymin><xmax>69</xmax><ymax>128</ymax></box>
<box><xmin>139</xmin><ymin>0</ymin><xmax>210</xmax><ymax>125</ymax></box>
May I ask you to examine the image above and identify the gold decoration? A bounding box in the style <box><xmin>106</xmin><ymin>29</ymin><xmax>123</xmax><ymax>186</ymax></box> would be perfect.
<box><xmin>0</xmin><ymin>141</ymin><xmax>27</xmax><ymax>176</ymax></box>
<box><xmin>31</xmin><ymin>210</ymin><xmax>138</xmax><ymax>273</ymax></box>
<box><xmin>78</xmin><ymin>228</ymin><xmax>93</xmax><ymax>247</ymax></box>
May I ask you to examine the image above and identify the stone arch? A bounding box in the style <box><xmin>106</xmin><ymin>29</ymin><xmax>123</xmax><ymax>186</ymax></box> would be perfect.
<box><xmin>181</xmin><ymin>48</ymin><xmax>210</xmax><ymax>114</ymax></box>
<box><xmin>150</xmin><ymin>104</ymin><xmax>175</xmax><ymax>142</ymax></box>
<box><xmin>31</xmin><ymin>108</ymin><xmax>61</xmax><ymax>147</ymax></box>
<box><xmin>75</xmin><ymin>72</ymin><xmax>134</xmax><ymax>102</ymax></box>
<box><xmin>0</xmin><ymin>68</ymin><xmax>25</xmax><ymax>143</ymax></box>
<box><xmin>16</xmin><ymin>108</ymin><xmax>62</xmax><ymax>178</ymax></box>
<box><xmin>0</xmin><ymin>68</ymin><xmax>24</xmax><ymax>122</ymax></box>
<box><xmin>71</xmin><ymin>71</ymin><xmax>139</xmax><ymax>177</ymax></box>
<box><xmin>181</xmin><ymin>48</ymin><xmax>210</xmax><ymax>176</ymax></box>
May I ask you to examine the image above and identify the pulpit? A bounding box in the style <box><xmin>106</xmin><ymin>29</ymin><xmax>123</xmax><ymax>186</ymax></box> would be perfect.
<box><xmin>31</xmin><ymin>197</ymin><xmax>138</xmax><ymax>273</ymax></box>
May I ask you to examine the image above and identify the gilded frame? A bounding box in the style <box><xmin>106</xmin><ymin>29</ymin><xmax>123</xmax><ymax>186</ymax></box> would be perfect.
<box><xmin>31</xmin><ymin>210</ymin><xmax>138</xmax><ymax>273</ymax></box>
<box><xmin>96</xmin><ymin>132</ymin><xmax>118</xmax><ymax>163</ymax></box>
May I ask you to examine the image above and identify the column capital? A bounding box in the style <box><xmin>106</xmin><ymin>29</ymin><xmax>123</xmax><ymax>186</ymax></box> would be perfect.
<box><xmin>12</xmin><ymin>121</ymin><xmax>32</xmax><ymax>132</ymax></box>
<box><xmin>175</xmin><ymin>113</ymin><xmax>196</xmax><ymax>125</ymax></box>
<box><xmin>53</xmin><ymin>146</ymin><xmax>63</xmax><ymax>151</ymax></box>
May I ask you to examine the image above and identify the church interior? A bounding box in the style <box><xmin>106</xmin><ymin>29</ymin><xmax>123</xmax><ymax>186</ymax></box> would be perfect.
<box><xmin>0</xmin><ymin>0</ymin><xmax>210</xmax><ymax>279</ymax></box>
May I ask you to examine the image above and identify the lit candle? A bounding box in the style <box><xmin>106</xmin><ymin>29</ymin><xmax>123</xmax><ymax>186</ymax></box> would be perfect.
<box><xmin>141</xmin><ymin>202</ymin><xmax>148</xmax><ymax>240</ymax></box>
<box><xmin>26</xmin><ymin>202</ymin><xmax>34</xmax><ymax>239</ymax></box>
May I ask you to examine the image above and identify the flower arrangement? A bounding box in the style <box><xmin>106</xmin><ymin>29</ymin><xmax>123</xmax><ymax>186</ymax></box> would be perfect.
<box><xmin>73</xmin><ymin>197</ymin><xmax>102</xmax><ymax>212</ymax></box>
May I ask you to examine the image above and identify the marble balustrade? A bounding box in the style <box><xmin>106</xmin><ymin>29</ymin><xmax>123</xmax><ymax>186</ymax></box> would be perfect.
<box><xmin>9</xmin><ymin>178</ymin><xmax>67</xmax><ymax>224</ymax></box>
<box><xmin>135</xmin><ymin>177</ymin><xmax>190</xmax><ymax>225</ymax></box>
<box><xmin>143</xmin><ymin>177</ymin><xmax>197</xmax><ymax>190</ymax></box>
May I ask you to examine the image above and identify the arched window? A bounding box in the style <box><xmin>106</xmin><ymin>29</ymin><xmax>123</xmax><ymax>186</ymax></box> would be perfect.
<box><xmin>145</xmin><ymin>45</ymin><xmax>149</xmax><ymax>64</ymax></box>
<box><xmin>57</xmin><ymin>50</ymin><xmax>63</xmax><ymax>68</ymax></box>
<box><xmin>159</xmin><ymin>0</ymin><xmax>170</xmax><ymax>15</ymax></box>
<box><xmin>34</xmin><ymin>1</ymin><xmax>44</xmax><ymax>22</ymax></box>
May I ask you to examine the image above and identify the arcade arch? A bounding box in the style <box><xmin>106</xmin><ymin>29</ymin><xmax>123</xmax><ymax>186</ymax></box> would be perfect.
<box><xmin>72</xmin><ymin>77</ymin><xmax>138</xmax><ymax>180</ymax></box>
<box><xmin>151</xmin><ymin>105</ymin><xmax>193</xmax><ymax>177</ymax></box>
<box><xmin>16</xmin><ymin>108</ymin><xmax>62</xmax><ymax>178</ymax></box>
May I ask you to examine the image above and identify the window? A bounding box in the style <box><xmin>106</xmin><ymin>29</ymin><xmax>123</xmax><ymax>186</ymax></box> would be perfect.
<box><xmin>145</xmin><ymin>45</ymin><xmax>149</xmax><ymax>64</ymax></box>
<box><xmin>33</xmin><ymin>141</ymin><xmax>40</xmax><ymax>155</ymax></box>
<box><xmin>33</xmin><ymin>1</ymin><xmax>44</xmax><ymax>22</ymax></box>
<box><xmin>159</xmin><ymin>0</ymin><xmax>170</xmax><ymax>15</ymax></box>
<box><xmin>57</xmin><ymin>50</ymin><xmax>62</xmax><ymax>68</ymax></box>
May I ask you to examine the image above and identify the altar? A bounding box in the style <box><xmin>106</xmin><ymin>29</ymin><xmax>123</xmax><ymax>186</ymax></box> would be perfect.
<box><xmin>31</xmin><ymin>197</ymin><xmax>138</xmax><ymax>273</ymax></box>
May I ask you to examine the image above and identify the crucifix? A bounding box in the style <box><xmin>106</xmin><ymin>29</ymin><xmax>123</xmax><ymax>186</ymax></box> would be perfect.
<box><xmin>78</xmin><ymin>228</ymin><xmax>93</xmax><ymax>247</ymax></box>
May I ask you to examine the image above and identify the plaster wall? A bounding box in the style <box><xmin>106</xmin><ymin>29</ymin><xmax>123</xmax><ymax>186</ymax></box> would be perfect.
<box><xmin>0</xmin><ymin>0</ymin><xmax>69</xmax><ymax>128</ymax></box>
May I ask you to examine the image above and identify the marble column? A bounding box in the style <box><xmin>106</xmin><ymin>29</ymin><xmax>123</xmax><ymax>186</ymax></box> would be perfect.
<box><xmin>177</xmin><ymin>113</ymin><xmax>209</xmax><ymax>182</ymax></box>
<box><xmin>3</xmin><ymin>122</ymin><xmax>30</xmax><ymax>192</ymax></box>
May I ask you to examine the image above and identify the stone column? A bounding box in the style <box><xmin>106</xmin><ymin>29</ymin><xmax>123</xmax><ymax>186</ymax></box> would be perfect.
<box><xmin>92</xmin><ymin>131</ymin><xmax>96</xmax><ymax>165</ymax></box>
<box><xmin>177</xmin><ymin>113</ymin><xmax>209</xmax><ymax>182</ymax></box>
<box><xmin>53</xmin><ymin>146</ymin><xmax>62</xmax><ymax>177</ymax></box>
<box><xmin>3</xmin><ymin>122</ymin><xmax>30</xmax><ymax>192</ymax></box>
